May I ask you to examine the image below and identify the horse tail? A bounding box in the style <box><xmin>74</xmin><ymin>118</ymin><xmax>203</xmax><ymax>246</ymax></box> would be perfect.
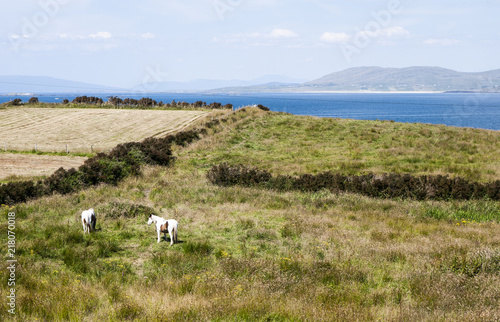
<box><xmin>172</xmin><ymin>225</ymin><xmax>177</xmax><ymax>243</ymax></box>
<box><xmin>91</xmin><ymin>214</ymin><xmax>96</xmax><ymax>231</ymax></box>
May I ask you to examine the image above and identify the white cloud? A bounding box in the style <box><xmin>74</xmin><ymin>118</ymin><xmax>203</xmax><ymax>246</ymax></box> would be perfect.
<box><xmin>320</xmin><ymin>32</ymin><xmax>350</xmax><ymax>43</ymax></box>
<box><xmin>59</xmin><ymin>33</ymin><xmax>85</xmax><ymax>40</ymax></box>
<box><xmin>269</xmin><ymin>28</ymin><xmax>298</xmax><ymax>38</ymax></box>
<box><xmin>423</xmin><ymin>38</ymin><xmax>460</xmax><ymax>46</ymax></box>
<box><xmin>360</xmin><ymin>26</ymin><xmax>410</xmax><ymax>39</ymax></box>
<box><xmin>141</xmin><ymin>32</ymin><xmax>155</xmax><ymax>39</ymax></box>
<box><xmin>320</xmin><ymin>27</ymin><xmax>408</xmax><ymax>46</ymax></box>
<box><xmin>89</xmin><ymin>31</ymin><xmax>112</xmax><ymax>39</ymax></box>
<box><xmin>213</xmin><ymin>29</ymin><xmax>300</xmax><ymax>45</ymax></box>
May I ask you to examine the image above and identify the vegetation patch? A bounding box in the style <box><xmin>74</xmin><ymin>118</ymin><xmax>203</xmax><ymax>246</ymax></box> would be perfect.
<box><xmin>207</xmin><ymin>163</ymin><xmax>500</xmax><ymax>201</ymax></box>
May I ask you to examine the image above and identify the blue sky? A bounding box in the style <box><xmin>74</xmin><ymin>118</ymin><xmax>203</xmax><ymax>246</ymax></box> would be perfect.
<box><xmin>1</xmin><ymin>0</ymin><xmax>499</xmax><ymax>87</ymax></box>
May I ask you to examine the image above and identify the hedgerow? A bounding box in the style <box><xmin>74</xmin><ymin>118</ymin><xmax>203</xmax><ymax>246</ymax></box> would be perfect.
<box><xmin>206</xmin><ymin>163</ymin><xmax>500</xmax><ymax>201</ymax></box>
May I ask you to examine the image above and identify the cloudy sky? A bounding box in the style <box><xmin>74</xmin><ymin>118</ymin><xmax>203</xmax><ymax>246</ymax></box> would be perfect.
<box><xmin>1</xmin><ymin>0</ymin><xmax>499</xmax><ymax>88</ymax></box>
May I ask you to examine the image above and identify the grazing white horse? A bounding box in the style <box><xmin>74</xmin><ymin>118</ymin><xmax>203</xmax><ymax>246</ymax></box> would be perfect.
<box><xmin>148</xmin><ymin>214</ymin><xmax>178</xmax><ymax>245</ymax></box>
<box><xmin>81</xmin><ymin>208</ymin><xmax>97</xmax><ymax>234</ymax></box>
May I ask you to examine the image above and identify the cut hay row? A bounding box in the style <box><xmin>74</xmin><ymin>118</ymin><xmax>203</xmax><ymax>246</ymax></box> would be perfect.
<box><xmin>0</xmin><ymin>108</ymin><xmax>208</xmax><ymax>153</ymax></box>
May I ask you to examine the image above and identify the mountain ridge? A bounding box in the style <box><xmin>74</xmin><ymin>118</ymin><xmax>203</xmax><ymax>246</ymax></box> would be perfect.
<box><xmin>212</xmin><ymin>66</ymin><xmax>500</xmax><ymax>93</ymax></box>
<box><xmin>0</xmin><ymin>75</ymin><xmax>123</xmax><ymax>94</ymax></box>
<box><xmin>2</xmin><ymin>67</ymin><xmax>500</xmax><ymax>94</ymax></box>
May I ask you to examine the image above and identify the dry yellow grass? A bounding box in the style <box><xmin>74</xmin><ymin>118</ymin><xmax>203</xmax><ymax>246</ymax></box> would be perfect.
<box><xmin>0</xmin><ymin>153</ymin><xmax>87</xmax><ymax>180</ymax></box>
<box><xmin>0</xmin><ymin>107</ymin><xmax>208</xmax><ymax>153</ymax></box>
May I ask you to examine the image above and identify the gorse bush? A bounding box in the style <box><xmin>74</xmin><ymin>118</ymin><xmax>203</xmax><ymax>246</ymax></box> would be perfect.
<box><xmin>206</xmin><ymin>162</ymin><xmax>272</xmax><ymax>187</ymax></box>
<box><xmin>44</xmin><ymin>167</ymin><xmax>84</xmax><ymax>195</ymax></box>
<box><xmin>207</xmin><ymin>163</ymin><xmax>500</xmax><ymax>201</ymax></box>
<box><xmin>72</xmin><ymin>96</ymin><xmax>104</xmax><ymax>105</ymax></box>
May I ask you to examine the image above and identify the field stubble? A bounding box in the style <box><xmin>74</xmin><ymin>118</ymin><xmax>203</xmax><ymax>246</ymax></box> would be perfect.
<box><xmin>0</xmin><ymin>107</ymin><xmax>208</xmax><ymax>153</ymax></box>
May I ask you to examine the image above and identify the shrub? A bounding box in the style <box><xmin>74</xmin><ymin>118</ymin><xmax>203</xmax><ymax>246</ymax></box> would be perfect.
<box><xmin>43</xmin><ymin>167</ymin><xmax>83</xmax><ymax>195</ymax></box>
<box><xmin>171</xmin><ymin>129</ymin><xmax>200</xmax><ymax>147</ymax></box>
<box><xmin>28</xmin><ymin>97</ymin><xmax>39</xmax><ymax>104</ymax></box>
<box><xmin>0</xmin><ymin>180</ymin><xmax>42</xmax><ymax>204</ymax></box>
<box><xmin>206</xmin><ymin>163</ymin><xmax>271</xmax><ymax>187</ymax></box>
<box><xmin>8</xmin><ymin>98</ymin><xmax>22</xmax><ymax>106</ymax></box>
<box><xmin>257</xmin><ymin>104</ymin><xmax>270</xmax><ymax>111</ymax></box>
<box><xmin>207</xmin><ymin>163</ymin><xmax>500</xmax><ymax>201</ymax></box>
<box><xmin>79</xmin><ymin>154</ymin><xmax>138</xmax><ymax>186</ymax></box>
<box><xmin>72</xmin><ymin>96</ymin><xmax>103</xmax><ymax>105</ymax></box>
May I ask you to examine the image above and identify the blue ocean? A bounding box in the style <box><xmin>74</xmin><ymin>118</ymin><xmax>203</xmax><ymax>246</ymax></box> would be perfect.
<box><xmin>1</xmin><ymin>92</ymin><xmax>499</xmax><ymax>130</ymax></box>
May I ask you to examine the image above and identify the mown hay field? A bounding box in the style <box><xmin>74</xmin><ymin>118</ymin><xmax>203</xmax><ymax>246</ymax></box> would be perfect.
<box><xmin>0</xmin><ymin>107</ymin><xmax>208</xmax><ymax>153</ymax></box>
<box><xmin>0</xmin><ymin>153</ymin><xmax>87</xmax><ymax>181</ymax></box>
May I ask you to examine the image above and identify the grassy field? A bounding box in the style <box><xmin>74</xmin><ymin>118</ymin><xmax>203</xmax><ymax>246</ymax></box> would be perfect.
<box><xmin>1</xmin><ymin>108</ymin><xmax>499</xmax><ymax>321</ymax></box>
<box><xmin>183</xmin><ymin>111</ymin><xmax>499</xmax><ymax>182</ymax></box>
<box><xmin>0</xmin><ymin>107</ymin><xmax>209</xmax><ymax>153</ymax></box>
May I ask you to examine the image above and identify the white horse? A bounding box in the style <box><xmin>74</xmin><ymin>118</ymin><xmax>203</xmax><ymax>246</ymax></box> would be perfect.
<box><xmin>148</xmin><ymin>214</ymin><xmax>178</xmax><ymax>245</ymax></box>
<box><xmin>81</xmin><ymin>208</ymin><xmax>97</xmax><ymax>234</ymax></box>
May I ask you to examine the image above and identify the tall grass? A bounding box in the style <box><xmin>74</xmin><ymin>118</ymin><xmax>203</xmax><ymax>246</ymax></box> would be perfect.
<box><xmin>1</xmin><ymin>108</ymin><xmax>498</xmax><ymax>321</ymax></box>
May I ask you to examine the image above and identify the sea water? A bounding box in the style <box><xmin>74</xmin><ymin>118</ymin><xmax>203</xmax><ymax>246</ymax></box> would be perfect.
<box><xmin>1</xmin><ymin>92</ymin><xmax>499</xmax><ymax>130</ymax></box>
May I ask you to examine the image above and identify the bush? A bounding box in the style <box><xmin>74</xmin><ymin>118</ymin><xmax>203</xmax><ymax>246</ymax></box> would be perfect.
<box><xmin>8</xmin><ymin>98</ymin><xmax>22</xmax><ymax>106</ymax></box>
<box><xmin>43</xmin><ymin>167</ymin><xmax>83</xmax><ymax>195</ymax></box>
<box><xmin>72</xmin><ymin>96</ymin><xmax>103</xmax><ymax>105</ymax></box>
<box><xmin>207</xmin><ymin>163</ymin><xmax>500</xmax><ymax>201</ymax></box>
<box><xmin>79</xmin><ymin>154</ymin><xmax>138</xmax><ymax>186</ymax></box>
<box><xmin>0</xmin><ymin>180</ymin><xmax>42</xmax><ymax>204</ymax></box>
<box><xmin>206</xmin><ymin>163</ymin><xmax>272</xmax><ymax>187</ymax></box>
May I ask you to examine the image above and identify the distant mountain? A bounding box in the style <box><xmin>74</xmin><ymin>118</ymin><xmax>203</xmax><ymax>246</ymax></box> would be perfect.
<box><xmin>0</xmin><ymin>75</ymin><xmax>122</xmax><ymax>94</ymax></box>
<box><xmin>304</xmin><ymin>66</ymin><xmax>500</xmax><ymax>92</ymax></box>
<box><xmin>211</xmin><ymin>67</ymin><xmax>500</xmax><ymax>93</ymax></box>
<box><xmin>132</xmin><ymin>75</ymin><xmax>307</xmax><ymax>92</ymax></box>
<box><xmin>4</xmin><ymin>68</ymin><xmax>500</xmax><ymax>94</ymax></box>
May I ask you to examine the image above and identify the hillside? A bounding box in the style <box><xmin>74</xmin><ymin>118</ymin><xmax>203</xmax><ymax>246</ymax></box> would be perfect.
<box><xmin>213</xmin><ymin>66</ymin><xmax>500</xmax><ymax>92</ymax></box>
<box><xmin>0</xmin><ymin>75</ymin><xmax>122</xmax><ymax>94</ymax></box>
<box><xmin>0</xmin><ymin>108</ymin><xmax>498</xmax><ymax>320</ymax></box>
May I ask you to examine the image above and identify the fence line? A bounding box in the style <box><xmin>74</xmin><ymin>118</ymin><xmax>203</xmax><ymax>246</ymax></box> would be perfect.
<box><xmin>2</xmin><ymin>142</ymin><xmax>105</xmax><ymax>154</ymax></box>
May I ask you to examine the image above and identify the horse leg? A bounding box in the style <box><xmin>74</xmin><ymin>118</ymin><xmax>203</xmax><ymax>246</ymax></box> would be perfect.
<box><xmin>157</xmin><ymin>230</ymin><xmax>161</xmax><ymax>243</ymax></box>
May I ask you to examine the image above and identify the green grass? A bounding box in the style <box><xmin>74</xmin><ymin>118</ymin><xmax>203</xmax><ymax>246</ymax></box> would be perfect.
<box><xmin>0</xmin><ymin>149</ymin><xmax>94</xmax><ymax>158</ymax></box>
<box><xmin>183</xmin><ymin>111</ymin><xmax>499</xmax><ymax>182</ymax></box>
<box><xmin>0</xmin><ymin>108</ymin><xmax>498</xmax><ymax>321</ymax></box>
